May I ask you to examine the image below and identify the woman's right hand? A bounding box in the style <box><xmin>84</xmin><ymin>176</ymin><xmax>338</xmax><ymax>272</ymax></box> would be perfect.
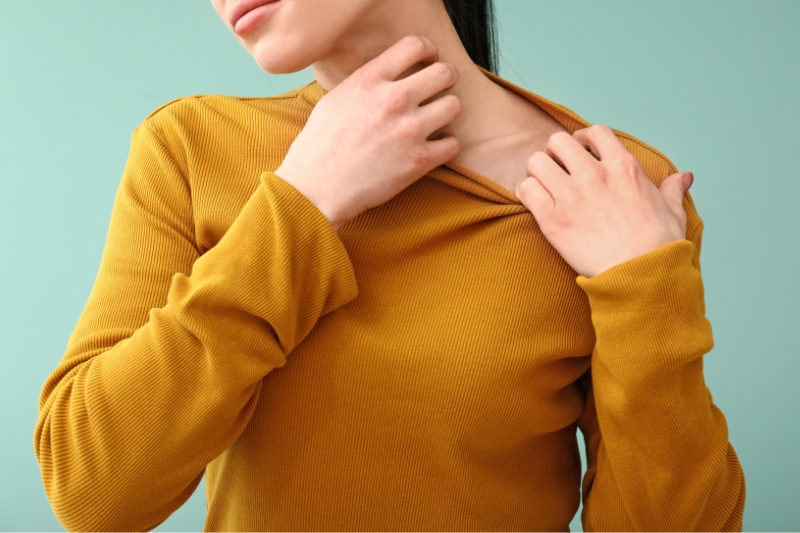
<box><xmin>274</xmin><ymin>34</ymin><xmax>463</xmax><ymax>231</ymax></box>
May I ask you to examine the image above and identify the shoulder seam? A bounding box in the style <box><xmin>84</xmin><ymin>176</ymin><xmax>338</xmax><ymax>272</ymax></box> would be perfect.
<box><xmin>137</xmin><ymin>92</ymin><xmax>311</xmax><ymax>129</ymax></box>
<box><xmin>140</xmin><ymin>95</ymin><xmax>204</xmax><ymax>123</ymax></box>
<box><xmin>610</xmin><ymin>127</ymin><xmax>678</xmax><ymax>174</ymax></box>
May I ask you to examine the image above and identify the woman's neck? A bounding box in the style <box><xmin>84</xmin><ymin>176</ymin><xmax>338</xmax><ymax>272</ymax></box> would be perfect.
<box><xmin>308</xmin><ymin>1</ymin><xmax>544</xmax><ymax>151</ymax></box>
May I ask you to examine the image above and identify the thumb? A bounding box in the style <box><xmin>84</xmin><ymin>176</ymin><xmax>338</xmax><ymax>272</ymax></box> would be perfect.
<box><xmin>660</xmin><ymin>171</ymin><xmax>693</xmax><ymax>205</ymax></box>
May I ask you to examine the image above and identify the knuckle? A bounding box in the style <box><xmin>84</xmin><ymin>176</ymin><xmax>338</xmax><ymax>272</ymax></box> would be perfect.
<box><xmin>383</xmin><ymin>88</ymin><xmax>411</xmax><ymax>116</ymax></box>
<box><xmin>616</xmin><ymin>153</ymin><xmax>641</xmax><ymax>176</ymax></box>
<box><xmin>397</xmin><ymin>117</ymin><xmax>421</xmax><ymax>141</ymax></box>
<box><xmin>352</xmin><ymin>69</ymin><xmax>373</xmax><ymax>91</ymax></box>
<box><xmin>583</xmin><ymin>165</ymin><xmax>603</xmax><ymax>181</ymax></box>
<box><xmin>551</xmin><ymin>205</ymin><xmax>575</xmax><ymax>229</ymax></box>
<box><xmin>586</xmin><ymin>167</ymin><xmax>607</xmax><ymax>185</ymax></box>
<box><xmin>623</xmin><ymin>152</ymin><xmax>640</xmax><ymax>166</ymax></box>
<box><xmin>408</xmin><ymin>146</ymin><xmax>429</xmax><ymax>170</ymax></box>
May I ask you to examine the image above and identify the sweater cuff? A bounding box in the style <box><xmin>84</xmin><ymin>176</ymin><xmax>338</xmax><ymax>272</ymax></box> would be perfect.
<box><xmin>575</xmin><ymin>239</ymin><xmax>714</xmax><ymax>380</ymax></box>
<box><xmin>259</xmin><ymin>170</ymin><xmax>360</xmax><ymax>314</ymax></box>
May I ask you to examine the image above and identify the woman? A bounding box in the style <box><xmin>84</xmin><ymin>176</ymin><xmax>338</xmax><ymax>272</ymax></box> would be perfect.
<box><xmin>34</xmin><ymin>0</ymin><xmax>746</xmax><ymax>530</ymax></box>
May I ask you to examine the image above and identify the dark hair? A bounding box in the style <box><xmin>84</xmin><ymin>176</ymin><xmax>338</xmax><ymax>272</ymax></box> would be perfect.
<box><xmin>441</xmin><ymin>0</ymin><xmax>500</xmax><ymax>75</ymax></box>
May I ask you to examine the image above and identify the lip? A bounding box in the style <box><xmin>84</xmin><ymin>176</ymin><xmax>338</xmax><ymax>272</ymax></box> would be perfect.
<box><xmin>229</xmin><ymin>0</ymin><xmax>282</xmax><ymax>32</ymax></box>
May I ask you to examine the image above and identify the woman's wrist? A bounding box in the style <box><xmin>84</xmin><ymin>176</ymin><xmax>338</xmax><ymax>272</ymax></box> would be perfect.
<box><xmin>273</xmin><ymin>166</ymin><xmax>350</xmax><ymax>232</ymax></box>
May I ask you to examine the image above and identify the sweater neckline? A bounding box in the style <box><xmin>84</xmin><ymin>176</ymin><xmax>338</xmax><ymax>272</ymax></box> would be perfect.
<box><xmin>296</xmin><ymin>64</ymin><xmax>592</xmax><ymax>205</ymax></box>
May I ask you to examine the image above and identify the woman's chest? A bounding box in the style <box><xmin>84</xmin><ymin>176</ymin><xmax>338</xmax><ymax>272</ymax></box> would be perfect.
<box><xmin>280</xmin><ymin>193</ymin><xmax>597</xmax><ymax>439</ymax></box>
<box><xmin>449</xmin><ymin>120</ymin><xmax>568</xmax><ymax>196</ymax></box>
<box><xmin>322</xmin><ymin>183</ymin><xmax>598</xmax><ymax>378</ymax></box>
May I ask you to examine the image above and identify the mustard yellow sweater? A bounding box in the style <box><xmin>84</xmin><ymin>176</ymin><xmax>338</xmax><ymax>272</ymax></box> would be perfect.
<box><xmin>34</xmin><ymin>65</ymin><xmax>746</xmax><ymax>531</ymax></box>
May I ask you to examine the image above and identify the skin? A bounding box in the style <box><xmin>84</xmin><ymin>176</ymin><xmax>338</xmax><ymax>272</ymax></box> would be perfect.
<box><xmin>210</xmin><ymin>0</ymin><xmax>695</xmax><ymax>278</ymax></box>
<box><xmin>209</xmin><ymin>0</ymin><xmax>552</xmax><ymax>156</ymax></box>
<box><xmin>522</xmin><ymin>126</ymin><xmax>694</xmax><ymax>278</ymax></box>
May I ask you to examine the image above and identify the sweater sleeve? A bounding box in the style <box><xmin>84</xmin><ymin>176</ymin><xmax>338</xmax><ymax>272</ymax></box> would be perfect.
<box><xmin>574</xmin><ymin>194</ymin><xmax>746</xmax><ymax>531</ymax></box>
<box><xmin>33</xmin><ymin>118</ymin><xmax>359</xmax><ymax>532</ymax></box>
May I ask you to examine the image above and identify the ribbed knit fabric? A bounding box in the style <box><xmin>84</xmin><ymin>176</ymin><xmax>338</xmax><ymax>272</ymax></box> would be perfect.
<box><xmin>34</xmin><ymin>65</ymin><xmax>745</xmax><ymax>532</ymax></box>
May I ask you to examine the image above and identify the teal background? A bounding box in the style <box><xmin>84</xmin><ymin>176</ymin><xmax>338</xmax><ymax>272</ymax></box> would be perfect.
<box><xmin>1</xmin><ymin>1</ymin><xmax>797</xmax><ymax>530</ymax></box>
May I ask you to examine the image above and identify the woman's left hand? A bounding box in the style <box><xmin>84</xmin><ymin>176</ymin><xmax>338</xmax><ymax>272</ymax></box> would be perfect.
<box><xmin>515</xmin><ymin>124</ymin><xmax>694</xmax><ymax>278</ymax></box>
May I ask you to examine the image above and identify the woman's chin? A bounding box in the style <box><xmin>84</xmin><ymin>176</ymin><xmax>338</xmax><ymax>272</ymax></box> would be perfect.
<box><xmin>249</xmin><ymin>45</ymin><xmax>313</xmax><ymax>75</ymax></box>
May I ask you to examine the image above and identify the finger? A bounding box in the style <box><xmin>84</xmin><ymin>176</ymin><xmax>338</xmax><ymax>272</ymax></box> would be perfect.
<box><xmin>426</xmin><ymin>132</ymin><xmax>462</xmax><ymax>169</ymax></box>
<box><xmin>516</xmin><ymin>176</ymin><xmax>554</xmax><ymax>216</ymax></box>
<box><xmin>571</xmin><ymin>124</ymin><xmax>626</xmax><ymax>161</ymax></box>
<box><xmin>419</xmin><ymin>93</ymin><xmax>462</xmax><ymax>139</ymax></box>
<box><xmin>370</xmin><ymin>35</ymin><xmax>439</xmax><ymax>83</ymax></box>
<box><xmin>402</xmin><ymin>61</ymin><xmax>460</xmax><ymax>107</ymax></box>
<box><xmin>546</xmin><ymin>131</ymin><xmax>598</xmax><ymax>175</ymax></box>
<box><xmin>526</xmin><ymin>150</ymin><xmax>571</xmax><ymax>202</ymax></box>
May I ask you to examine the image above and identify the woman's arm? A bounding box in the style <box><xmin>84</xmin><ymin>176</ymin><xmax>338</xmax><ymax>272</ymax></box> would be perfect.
<box><xmin>574</xmin><ymin>200</ymin><xmax>746</xmax><ymax>531</ymax></box>
<box><xmin>33</xmin><ymin>113</ymin><xmax>359</xmax><ymax>531</ymax></box>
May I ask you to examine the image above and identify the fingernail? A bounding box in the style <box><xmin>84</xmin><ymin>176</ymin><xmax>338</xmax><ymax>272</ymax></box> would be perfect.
<box><xmin>684</xmin><ymin>172</ymin><xmax>694</xmax><ymax>190</ymax></box>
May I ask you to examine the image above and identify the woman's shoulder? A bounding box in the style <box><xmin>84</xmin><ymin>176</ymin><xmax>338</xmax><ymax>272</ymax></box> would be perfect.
<box><xmin>543</xmin><ymin>93</ymin><xmax>704</xmax><ymax>240</ymax></box>
<box><xmin>126</xmin><ymin>88</ymin><xmax>316</xmax><ymax>186</ymax></box>
<box><xmin>134</xmin><ymin>87</ymin><xmax>313</xmax><ymax>140</ymax></box>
